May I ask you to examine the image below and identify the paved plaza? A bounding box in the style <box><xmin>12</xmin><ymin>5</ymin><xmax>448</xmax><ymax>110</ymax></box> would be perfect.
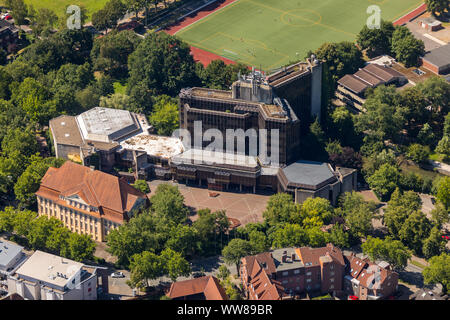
<box><xmin>148</xmin><ymin>180</ymin><xmax>272</xmax><ymax>226</ymax></box>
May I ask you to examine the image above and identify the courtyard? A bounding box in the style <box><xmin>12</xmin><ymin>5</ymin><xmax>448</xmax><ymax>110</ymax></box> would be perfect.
<box><xmin>148</xmin><ymin>179</ymin><xmax>272</xmax><ymax>226</ymax></box>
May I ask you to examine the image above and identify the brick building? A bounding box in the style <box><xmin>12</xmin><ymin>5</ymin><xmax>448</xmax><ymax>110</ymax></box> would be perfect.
<box><xmin>344</xmin><ymin>253</ymin><xmax>399</xmax><ymax>300</ymax></box>
<box><xmin>35</xmin><ymin>161</ymin><xmax>148</xmax><ymax>242</ymax></box>
<box><xmin>240</xmin><ymin>244</ymin><xmax>345</xmax><ymax>299</ymax></box>
<box><xmin>240</xmin><ymin>245</ymin><xmax>398</xmax><ymax>300</ymax></box>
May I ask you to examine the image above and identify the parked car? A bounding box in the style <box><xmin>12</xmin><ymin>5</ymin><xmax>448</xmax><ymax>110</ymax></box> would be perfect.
<box><xmin>111</xmin><ymin>271</ymin><xmax>125</xmax><ymax>278</ymax></box>
<box><xmin>442</xmin><ymin>235</ymin><xmax>450</xmax><ymax>240</ymax></box>
<box><xmin>1</xmin><ymin>13</ymin><xmax>12</xmax><ymax>20</ymax></box>
<box><xmin>348</xmin><ymin>295</ymin><xmax>359</xmax><ymax>300</ymax></box>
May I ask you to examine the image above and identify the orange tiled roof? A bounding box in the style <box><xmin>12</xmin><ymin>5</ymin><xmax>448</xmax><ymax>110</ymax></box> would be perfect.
<box><xmin>36</xmin><ymin>161</ymin><xmax>147</xmax><ymax>215</ymax></box>
<box><xmin>168</xmin><ymin>276</ymin><xmax>228</xmax><ymax>300</ymax></box>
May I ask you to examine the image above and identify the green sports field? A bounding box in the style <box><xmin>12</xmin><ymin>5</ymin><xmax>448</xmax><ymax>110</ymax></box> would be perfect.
<box><xmin>0</xmin><ymin>0</ymin><xmax>109</xmax><ymax>19</ymax></box>
<box><xmin>176</xmin><ymin>0</ymin><xmax>424</xmax><ymax>71</ymax></box>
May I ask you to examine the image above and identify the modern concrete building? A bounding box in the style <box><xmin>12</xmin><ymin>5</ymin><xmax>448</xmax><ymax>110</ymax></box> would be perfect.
<box><xmin>49</xmin><ymin>107</ymin><xmax>184</xmax><ymax>176</ymax></box>
<box><xmin>7</xmin><ymin>251</ymin><xmax>99</xmax><ymax>300</ymax></box>
<box><xmin>277</xmin><ymin>161</ymin><xmax>357</xmax><ymax>206</ymax></box>
<box><xmin>170</xmin><ymin>150</ymin><xmax>356</xmax><ymax>204</ymax></box>
<box><xmin>421</xmin><ymin>44</ymin><xmax>450</xmax><ymax>75</ymax></box>
<box><xmin>336</xmin><ymin>62</ymin><xmax>407</xmax><ymax>111</ymax></box>
<box><xmin>0</xmin><ymin>240</ymin><xmax>25</xmax><ymax>275</ymax></box>
<box><xmin>179</xmin><ymin>58</ymin><xmax>322</xmax><ymax>166</ymax></box>
<box><xmin>35</xmin><ymin>161</ymin><xmax>148</xmax><ymax>242</ymax></box>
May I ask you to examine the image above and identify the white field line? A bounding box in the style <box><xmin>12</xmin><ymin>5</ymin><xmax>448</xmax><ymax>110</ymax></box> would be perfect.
<box><xmin>174</xmin><ymin>0</ymin><xmax>240</xmax><ymax>35</ymax></box>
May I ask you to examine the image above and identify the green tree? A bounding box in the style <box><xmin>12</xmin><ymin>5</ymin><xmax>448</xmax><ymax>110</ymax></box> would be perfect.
<box><xmin>423</xmin><ymin>253</ymin><xmax>450</xmax><ymax>293</ymax></box>
<box><xmin>14</xmin><ymin>156</ymin><xmax>65</xmax><ymax>209</ymax></box>
<box><xmin>269</xmin><ymin>223</ymin><xmax>307</xmax><ymax>248</ymax></box>
<box><xmin>149</xmin><ymin>95</ymin><xmax>179</xmax><ymax>136</ymax></box>
<box><xmin>399</xmin><ymin>211</ymin><xmax>432</xmax><ymax>255</ymax></box>
<box><xmin>263</xmin><ymin>193</ymin><xmax>300</xmax><ymax>225</ymax></box>
<box><xmin>217</xmin><ymin>265</ymin><xmax>231</xmax><ymax>281</ymax></box>
<box><xmin>7</xmin><ymin>0</ymin><xmax>29</xmax><ymax>25</ymax></box>
<box><xmin>222</xmin><ymin>238</ymin><xmax>253</xmax><ymax>274</ymax></box>
<box><xmin>367</xmin><ymin>163</ymin><xmax>401</xmax><ymax>200</ymax></box>
<box><xmin>160</xmin><ymin>248</ymin><xmax>191</xmax><ymax>282</ymax></box>
<box><xmin>407</xmin><ymin>143</ymin><xmax>430</xmax><ymax>164</ymax></box>
<box><xmin>425</xmin><ymin>0</ymin><xmax>450</xmax><ymax>17</ymax></box>
<box><xmin>132</xmin><ymin>180</ymin><xmax>150</xmax><ymax>194</ymax></box>
<box><xmin>28</xmin><ymin>216</ymin><xmax>62</xmax><ymax>250</ymax></box>
<box><xmin>165</xmin><ymin>224</ymin><xmax>199</xmax><ymax>257</ymax></box>
<box><xmin>356</xmin><ymin>20</ymin><xmax>395</xmax><ymax>57</ymax></box>
<box><xmin>436</xmin><ymin>177</ymin><xmax>450</xmax><ymax>209</ymax></box>
<box><xmin>128</xmin><ymin>251</ymin><xmax>163</xmax><ymax>289</ymax></box>
<box><xmin>91</xmin><ymin>30</ymin><xmax>141</xmax><ymax>79</ymax></box>
<box><xmin>248</xmin><ymin>230</ymin><xmax>270</xmax><ymax>254</ymax></box>
<box><xmin>436</xmin><ymin>135</ymin><xmax>450</xmax><ymax>161</ymax></box>
<box><xmin>384</xmin><ymin>189</ymin><xmax>422</xmax><ymax>237</ymax></box>
<box><xmin>127</xmin><ymin>32</ymin><xmax>199</xmax><ymax>111</ymax></box>
<box><xmin>362</xmin><ymin>236</ymin><xmax>411</xmax><ymax>270</ymax></box>
<box><xmin>31</xmin><ymin>8</ymin><xmax>58</xmax><ymax>36</ymax></box>
<box><xmin>62</xmin><ymin>233</ymin><xmax>96</xmax><ymax>262</ymax></box>
<box><xmin>391</xmin><ymin>26</ymin><xmax>425</xmax><ymax>67</ymax></box>
<box><xmin>150</xmin><ymin>183</ymin><xmax>189</xmax><ymax>225</ymax></box>
<box><xmin>423</xmin><ymin>226</ymin><xmax>447</xmax><ymax>259</ymax></box>
<box><xmin>299</xmin><ymin>197</ymin><xmax>333</xmax><ymax>228</ymax></box>
<box><xmin>356</xmin><ymin>85</ymin><xmax>405</xmax><ymax>142</ymax></box>
<box><xmin>329</xmin><ymin>224</ymin><xmax>350</xmax><ymax>248</ymax></box>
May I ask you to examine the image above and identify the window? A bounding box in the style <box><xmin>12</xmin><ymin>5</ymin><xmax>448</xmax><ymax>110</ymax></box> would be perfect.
<box><xmin>294</xmin><ymin>269</ymin><xmax>300</xmax><ymax>275</ymax></box>
<box><xmin>330</xmin><ymin>271</ymin><xmax>335</xmax><ymax>276</ymax></box>
<box><xmin>306</xmin><ymin>279</ymin><xmax>311</xmax><ymax>283</ymax></box>
<box><xmin>330</xmin><ymin>285</ymin><xmax>334</xmax><ymax>289</ymax></box>
<box><xmin>306</xmin><ymin>271</ymin><xmax>312</xmax><ymax>276</ymax></box>
<box><xmin>282</xmin><ymin>271</ymin><xmax>289</xmax><ymax>276</ymax></box>
<box><xmin>330</xmin><ymin>278</ymin><xmax>335</xmax><ymax>283</ymax></box>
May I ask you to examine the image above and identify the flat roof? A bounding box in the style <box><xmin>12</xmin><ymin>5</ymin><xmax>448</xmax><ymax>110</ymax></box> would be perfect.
<box><xmin>0</xmin><ymin>240</ymin><xmax>23</xmax><ymax>268</ymax></box>
<box><xmin>15</xmin><ymin>251</ymin><xmax>83</xmax><ymax>289</ymax></box>
<box><xmin>77</xmin><ymin>107</ymin><xmax>139</xmax><ymax>143</ymax></box>
<box><xmin>172</xmin><ymin>148</ymin><xmax>259</xmax><ymax>169</ymax></box>
<box><xmin>119</xmin><ymin>134</ymin><xmax>185</xmax><ymax>159</ymax></box>
<box><xmin>272</xmin><ymin>248</ymin><xmax>304</xmax><ymax>272</ymax></box>
<box><xmin>422</xmin><ymin>44</ymin><xmax>450</xmax><ymax>68</ymax></box>
<box><xmin>50</xmin><ymin>115</ymin><xmax>83</xmax><ymax>146</ymax></box>
<box><xmin>282</xmin><ymin>160</ymin><xmax>336</xmax><ymax>188</ymax></box>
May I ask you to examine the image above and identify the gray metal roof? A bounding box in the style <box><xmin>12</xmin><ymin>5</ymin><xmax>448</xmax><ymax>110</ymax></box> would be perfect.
<box><xmin>282</xmin><ymin>160</ymin><xmax>336</xmax><ymax>188</ymax></box>
<box><xmin>0</xmin><ymin>240</ymin><xmax>23</xmax><ymax>268</ymax></box>
<box><xmin>423</xmin><ymin>44</ymin><xmax>450</xmax><ymax>68</ymax></box>
<box><xmin>76</xmin><ymin>107</ymin><xmax>139</xmax><ymax>143</ymax></box>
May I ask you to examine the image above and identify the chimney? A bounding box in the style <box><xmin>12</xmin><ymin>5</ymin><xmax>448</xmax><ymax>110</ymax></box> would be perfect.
<box><xmin>291</xmin><ymin>253</ymin><xmax>296</xmax><ymax>261</ymax></box>
<box><xmin>282</xmin><ymin>251</ymin><xmax>288</xmax><ymax>263</ymax></box>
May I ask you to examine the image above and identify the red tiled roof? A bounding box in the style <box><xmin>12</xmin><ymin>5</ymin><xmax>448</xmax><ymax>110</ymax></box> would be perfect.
<box><xmin>167</xmin><ymin>276</ymin><xmax>228</xmax><ymax>300</ymax></box>
<box><xmin>296</xmin><ymin>244</ymin><xmax>345</xmax><ymax>267</ymax></box>
<box><xmin>36</xmin><ymin>161</ymin><xmax>147</xmax><ymax>215</ymax></box>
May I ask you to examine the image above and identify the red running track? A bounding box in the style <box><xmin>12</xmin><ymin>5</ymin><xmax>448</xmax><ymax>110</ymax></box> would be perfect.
<box><xmin>393</xmin><ymin>3</ymin><xmax>427</xmax><ymax>26</ymax></box>
<box><xmin>163</xmin><ymin>0</ymin><xmax>239</xmax><ymax>66</ymax></box>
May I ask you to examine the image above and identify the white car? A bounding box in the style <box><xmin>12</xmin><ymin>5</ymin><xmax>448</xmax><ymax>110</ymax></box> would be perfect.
<box><xmin>110</xmin><ymin>271</ymin><xmax>125</xmax><ymax>278</ymax></box>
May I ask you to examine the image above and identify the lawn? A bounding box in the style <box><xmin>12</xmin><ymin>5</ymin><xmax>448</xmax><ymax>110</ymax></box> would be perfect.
<box><xmin>175</xmin><ymin>0</ymin><xmax>424</xmax><ymax>71</ymax></box>
<box><xmin>0</xmin><ymin>0</ymin><xmax>109</xmax><ymax>19</ymax></box>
